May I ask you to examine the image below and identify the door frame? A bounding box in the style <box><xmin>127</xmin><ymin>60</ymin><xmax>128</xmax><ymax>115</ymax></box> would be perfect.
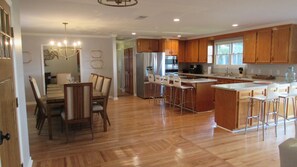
<box><xmin>40</xmin><ymin>44</ymin><xmax>82</xmax><ymax>94</ymax></box>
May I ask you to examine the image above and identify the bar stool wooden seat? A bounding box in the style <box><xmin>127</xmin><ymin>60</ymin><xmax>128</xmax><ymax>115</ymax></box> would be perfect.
<box><xmin>245</xmin><ymin>83</ymin><xmax>280</xmax><ymax>141</ymax></box>
<box><xmin>279</xmin><ymin>82</ymin><xmax>297</xmax><ymax>135</ymax></box>
<box><xmin>173</xmin><ymin>77</ymin><xmax>194</xmax><ymax>114</ymax></box>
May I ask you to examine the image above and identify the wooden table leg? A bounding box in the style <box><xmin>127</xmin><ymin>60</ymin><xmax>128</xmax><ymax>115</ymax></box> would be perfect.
<box><xmin>47</xmin><ymin>104</ymin><xmax>53</xmax><ymax>140</ymax></box>
<box><xmin>103</xmin><ymin>98</ymin><xmax>107</xmax><ymax>132</ymax></box>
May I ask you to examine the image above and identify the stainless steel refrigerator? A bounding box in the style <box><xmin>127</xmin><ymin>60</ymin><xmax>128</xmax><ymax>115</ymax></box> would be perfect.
<box><xmin>136</xmin><ymin>52</ymin><xmax>165</xmax><ymax>98</ymax></box>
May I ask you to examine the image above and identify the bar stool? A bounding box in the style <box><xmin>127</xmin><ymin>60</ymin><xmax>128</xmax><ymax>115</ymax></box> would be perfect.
<box><xmin>173</xmin><ymin>77</ymin><xmax>194</xmax><ymax>114</ymax></box>
<box><xmin>148</xmin><ymin>74</ymin><xmax>155</xmax><ymax>103</ymax></box>
<box><xmin>279</xmin><ymin>82</ymin><xmax>297</xmax><ymax>135</ymax></box>
<box><xmin>154</xmin><ymin>75</ymin><xmax>165</xmax><ymax>103</ymax></box>
<box><xmin>163</xmin><ymin>76</ymin><xmax>174</xmax><ymax>107</ymax></box>
<box><xmin>245</xmin><ymin>83</ymin><xmax>280</xmax><ymax>141</ymax></box>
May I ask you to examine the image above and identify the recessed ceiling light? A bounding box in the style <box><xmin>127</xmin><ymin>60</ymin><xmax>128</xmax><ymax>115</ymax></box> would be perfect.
<box><xmin>177</xmin><ymin>35</ymin><xmax>181</xmax><ymax>38</ymax></box>
<box><xmin>173</xmin><ymin>18</ymin><xmax>180</xmax><ymax>22</ymax></box>
<box><xmin>132</xmin><ymin>32</ymin><xmax>136</xmax><ymax>35</ymax></box>
<box><xmin>232</xmin><ymin>24</ymin><xmax>239</xmax><ymax>27</ymax></box>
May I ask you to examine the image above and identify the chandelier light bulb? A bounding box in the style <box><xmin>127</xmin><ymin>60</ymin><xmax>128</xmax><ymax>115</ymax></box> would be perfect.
<box><xmin>57</xmin><ymin>42</ymin><xmax>62</xmax><ymax>47</ymax></box>
<box><xmin>50</xmin><ymin>41</ymin><xmax>55</xmax><ymax>45</ymax></box>
<box><xmin>77</xmin><ymin>41</ymin><xmax>81</xmax><ymax>45</ymax></box>
<box><xmin>63</xmin><ymin>40</ymin><xmax>68</xmax><ymax>45</ymax></box>
<box><xmin>73</xmin><ymin>42</ymin><xmax>77</xmax><ymax>47</ymax></box>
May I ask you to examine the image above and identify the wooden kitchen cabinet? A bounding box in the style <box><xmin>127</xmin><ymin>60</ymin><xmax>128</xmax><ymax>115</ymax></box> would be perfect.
<box><xmin>178</xmin><ymin>40</ymin><xmax>185</xmax><ymax>62</ymax></box>
<box><xmin>136</xmin><ymin>39</ymin><xmax>159</xmax><ymax>52</ymax></box>
<box><xmin>256</xmin><ymin>29</ymin><xmax>272</xmax><ymax>63</ymax></box>
<box><xmin>184</xmin><ymin>39</ymin><xmax>199</xmax><ymax>62</ymax></box>
<box><xmin>159</xmin><ymin>39</ymin><xmax>179</xmax><ymax>56</ymax></box>
<box><xmin>198</xmin><ymin>38</ymin><xmax>214</xmax><ymax>63</ymax></box>
<box><xmin>243</xmin><ymin>31</ymin><xmax>257</xmax><ymax>63</ymax></box>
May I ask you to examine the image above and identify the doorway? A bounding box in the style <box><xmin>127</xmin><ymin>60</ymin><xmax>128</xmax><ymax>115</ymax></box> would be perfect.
<box><xmin>124</xmin><ymin>48</ymin><xmax>133</xmax><ymax>95</ymax></box>
<box><xmin>41</xmin><ymin>45</ymin><xmax>82</xmax><ymax>94</ymax></box>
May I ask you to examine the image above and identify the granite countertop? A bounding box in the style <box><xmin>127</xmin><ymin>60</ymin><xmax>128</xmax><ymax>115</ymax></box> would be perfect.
<box><xmin>181</xmin><ymin>78</ymin><xmax>217</xmax><ymax>84</ymax></box>
<box><xmin>178</xmin><ymin>72</ymin><xmax>282</xmax><ymax>82</ymax></box>
<box><xmin>212</xmin><ymin>82</ymin><xmax>290</xmax><ymax>91</ymax></box>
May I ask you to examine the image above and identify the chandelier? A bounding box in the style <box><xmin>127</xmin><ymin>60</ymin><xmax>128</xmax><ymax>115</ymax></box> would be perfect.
<box><xmin>97</xmin><ymin>0</ymin><xmax>138</xmax><ymax>7</ymax></box>
<box><xmin>49</xmin><ymin>22</ymin><xmax>81</xmax><ymax>60</ymax></box>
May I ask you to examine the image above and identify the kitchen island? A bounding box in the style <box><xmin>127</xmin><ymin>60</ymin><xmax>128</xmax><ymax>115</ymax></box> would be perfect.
<box><xmin>176</xmin><ymin>78</ymin><xmax>217</xmax><ymax>112</ymax></box>
<box><xmin>212</xmin><ymin>82</ymin><xmax>293</xmax><ymax>131</ymax></box>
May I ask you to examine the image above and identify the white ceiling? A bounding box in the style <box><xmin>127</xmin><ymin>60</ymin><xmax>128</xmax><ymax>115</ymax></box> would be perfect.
<box><xmin>20</xmin><ymin>0</ymin><xmax>297</xmax><ymax>39</ymax></box>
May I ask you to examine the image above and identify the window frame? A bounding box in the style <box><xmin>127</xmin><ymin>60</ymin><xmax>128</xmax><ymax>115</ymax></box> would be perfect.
<box><xmin>214</xmin><ymin>38</ymin><xmax>244</xmax><ymax>68</ymax></box>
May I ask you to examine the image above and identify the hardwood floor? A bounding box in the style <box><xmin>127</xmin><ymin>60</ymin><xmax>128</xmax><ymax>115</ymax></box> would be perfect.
<box><xmin>27</xmin><ymin>96</ymin><xmax>295</xmax><ymax>167</ymax></box>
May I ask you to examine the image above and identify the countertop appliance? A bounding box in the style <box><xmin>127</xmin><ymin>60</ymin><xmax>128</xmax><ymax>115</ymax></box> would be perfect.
<box><xmin>189</xmin><ymin>64</ymin><xmax>203</xmax><ymax>74</ymax></box>
<box><xmin>136</xmin><ymin>52</ymin><xmax>165</xmax><ymax>98</ymax></box>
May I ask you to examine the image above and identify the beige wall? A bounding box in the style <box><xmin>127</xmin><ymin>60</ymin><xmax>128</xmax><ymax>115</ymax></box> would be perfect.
<box><xmin>22</xmin><ymin>34</ymin><xmax>115</xmax><ymax>103</ymax></box>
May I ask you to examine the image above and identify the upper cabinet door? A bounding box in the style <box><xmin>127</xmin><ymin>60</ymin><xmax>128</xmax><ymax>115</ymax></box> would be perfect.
<box><xmin>185</xmin><ymin>39</ymin><xmax>199</xmax><ymax>62</ymax></box>
<box><xmin>137</xmin><ymin>39</ymin><xmax>159</xmax><ymax>52</ymax></box>
<box><xmin>271</xmin><ymin>26</ymin><xmax>290</xmax><ymax>63</ymax></box>
<box><xmin>256</xmin><ymin>29</ymin><xmax>272</xmax><ymax>63</ymax></box>
<box><xmin>243</xmin><ymin>31</ymin><xmax>257</xmax><ymax>63</ymax></box>
<box><xmin>178</xmin><ymin>40</ymin><xmax>185</xmax><ymax>62</ymax></box>
<box><xmin>198</xmin><ymin>38</ymin><xmax>208</xmax><ymax>63</ymax></box>
<box><xmin>171</xmin><ymin>39</ymin><xmax>179</xmax><ymax>56</ymax></box>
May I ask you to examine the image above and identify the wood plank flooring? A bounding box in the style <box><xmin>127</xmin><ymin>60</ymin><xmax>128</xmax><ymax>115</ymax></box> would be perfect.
<box><xmin>27</xmin><ymin>96</ymin><xmax>295</xmax><ymax>167</ymax></box>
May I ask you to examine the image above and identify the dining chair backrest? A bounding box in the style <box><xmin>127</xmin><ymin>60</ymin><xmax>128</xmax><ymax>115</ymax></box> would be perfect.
<box><xmin>148</xmin><ymin>74</ymin><xmax>154</xmax><ymax>83</ymax></box>
<box><xmin>95</xmin><ymin>75</ymin><xmax>104</xmax><ymax>91</ymax></box>
<box><xmin>101</xmin><ymin>77</ymin><xmax>112</xmax><ymax>97</ymax></box>
<box><xmin>289</xmin><ymin>82</ymin><xmax>297</xmax><ymax>95</ymax></box>
<box><xmin>91</xmin><ymin>74</ymin><xmax>98</xmax><ymax>88</ymax></box>
<box><xmin>173</xmin><ymin>76</ymin><xmax>182</xmax><ymax>87</ymax></box>
<box><xmin>29</xmin><ymin>76</ymin><xmax>41</xmax><ymax>99</ymax></box>
<box><xmin>57</xmin><ymin>73</ymin><xmax>72</xmax><ymax>85</ymax></box>
<box><xmin>266</xmin><ymin>83</ymin><xmax>280</xmax><ymax>100</ymax></box>
<box><xmin>64</xmin><ymin>83</ymin><xmax>93</xmax><ymax>121</ymax></box>
<box><xmin>155</xmin><ymin>75</ymin><xmax>163</xmax><ymax>84</ymax></box>
<box><xmin>89</xmin><ymin>73</ymin><xmax>94</xmax><ymax>82</ymax></box>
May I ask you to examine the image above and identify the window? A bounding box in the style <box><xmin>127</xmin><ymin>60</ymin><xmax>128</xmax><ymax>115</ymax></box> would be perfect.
<box><xmin>215</xmin><ymin>39</ymin><xmax>243</xmax><ymax>65</ymax></box>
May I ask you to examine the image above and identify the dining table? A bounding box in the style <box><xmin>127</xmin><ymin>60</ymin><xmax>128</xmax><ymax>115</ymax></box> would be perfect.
<box><xmin>45</xmin><ymin>84</ymin><xmax>108</xmax><ymax>140</ymax></box>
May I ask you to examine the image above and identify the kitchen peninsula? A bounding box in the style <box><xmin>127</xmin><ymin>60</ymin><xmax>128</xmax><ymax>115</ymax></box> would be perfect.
<box><xmin>212</xmin><ymin>82</ymin><xmax>294</xmax><ymax>131</ymax></box>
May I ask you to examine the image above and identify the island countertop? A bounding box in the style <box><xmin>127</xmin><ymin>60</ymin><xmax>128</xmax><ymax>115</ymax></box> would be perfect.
<box><xmin>181</xmin><ymin>78</ymin><xmax>217</xmax><ymax>84</ymax></box>
<box><xmin>212</xmin><ymin>82</ymin><xmax>289</xmax><ymax>91</ymax></box>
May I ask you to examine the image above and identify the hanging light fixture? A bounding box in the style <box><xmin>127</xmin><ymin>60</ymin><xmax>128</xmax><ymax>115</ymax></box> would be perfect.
<box><xmin>48</xmin><ymin>22</ymin><xmax>81</xmax><ymax>60</ymax></box>
<box><xmin>97</xmin><ymin>0</ymin><xmax>138</xmax><ymax>7</ymax></box>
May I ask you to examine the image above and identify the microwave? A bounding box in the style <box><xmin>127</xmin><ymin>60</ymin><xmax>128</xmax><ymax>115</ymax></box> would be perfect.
<box><xmin>165</xmin><ymin>56</ymin><xmax>178</xmax><ymax>65</ymax></box>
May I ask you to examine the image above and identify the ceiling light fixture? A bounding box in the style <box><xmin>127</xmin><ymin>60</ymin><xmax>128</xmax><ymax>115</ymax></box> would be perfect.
<box><xmin>132</xmin><ymin>32</ymin><xmax>136</xmax><ymax>35</ymax></box>
<box><xmin>232</xmin><ymin>24</ymin><xmax>239</xmax><ymax>27</ymax></box>
<box><xmin>48</xmin><ymin>22</ymin><xmax>81</xmax><ymax>60</ymax></box>
<box><xmin>177</xmin><ymin>35</ymin><xmax>181</xmax><ymax>38</ymax></box>
<box><xmin>173</xmin><ymin>18</ymin><xmax>180</xmax><ymax>22</ymax></box>
<box><xmin>97</xmin><ymin>0</ymin><xmax>138</xmax><ymax>7</ymax></box>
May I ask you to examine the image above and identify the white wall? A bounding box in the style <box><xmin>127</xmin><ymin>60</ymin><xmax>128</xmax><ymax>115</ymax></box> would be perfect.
<box><xmin>10</xmin><ymin>0</ymin><xmax>32</xmax><ymax>166</ymax></box>
<box><xmin>22</xmin><ymin>35</ymin><xmax>116</xmax><ymax>102</ymax></box>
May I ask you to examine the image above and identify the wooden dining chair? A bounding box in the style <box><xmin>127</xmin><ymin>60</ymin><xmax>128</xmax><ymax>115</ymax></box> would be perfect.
<box><xmin>61</xmin><ymin>83</ymin><xmax>94</xmax><ymax>142</ymax></box>
<box><xmin>89</xmin><ymin>73</ymin><xmax>98</xmax><ymax>89</ymax></box>
<box><xmin>29</xmin><ymin>76</ymin><xmax>61</xmax><ymax>134</ymax></box>
<box><xmin>95</xmin><ymin>75</ymin><xmax>104</xmax><ymax>91</ymax></box>
<box><xmin>93</xmin><ymin>77</ymin><xmax>112</xmax><ymax>126</ymax></box>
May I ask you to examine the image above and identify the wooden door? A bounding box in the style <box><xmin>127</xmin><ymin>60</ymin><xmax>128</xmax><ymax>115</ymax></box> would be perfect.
<box><xmin>0</xmin><ymin>0</ymin><xmax>21</xmax><ymax>166</ymax></box>
<box><xmin>124</xmin><ymin>48</ymin><xmax>133</xmax><ymax>95</ymax></box>
<box><xmin>256</xmin><ymin>29</ymin><xmax>272</xmax><ymax>63</ymax></box>
<box><xmin>271</xmin><ymin>26</ymin><xmax>290</xmax><ymax>63</ymax></box>
<box><xmin>198</xmin><ymin>38</ymin><xmax>208</xmax><ymax>63</ymax></box>
<box><xmin>243</xmin><ymin>31</ymin><xmax>257</xmax><ymax>63</ymax></box>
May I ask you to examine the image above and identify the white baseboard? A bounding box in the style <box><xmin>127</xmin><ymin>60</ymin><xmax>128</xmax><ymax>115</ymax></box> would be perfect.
<box><xmin>25</xmin><ymin>157</ymin><xmax>33</xmax><ymax>167</ymax></box>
